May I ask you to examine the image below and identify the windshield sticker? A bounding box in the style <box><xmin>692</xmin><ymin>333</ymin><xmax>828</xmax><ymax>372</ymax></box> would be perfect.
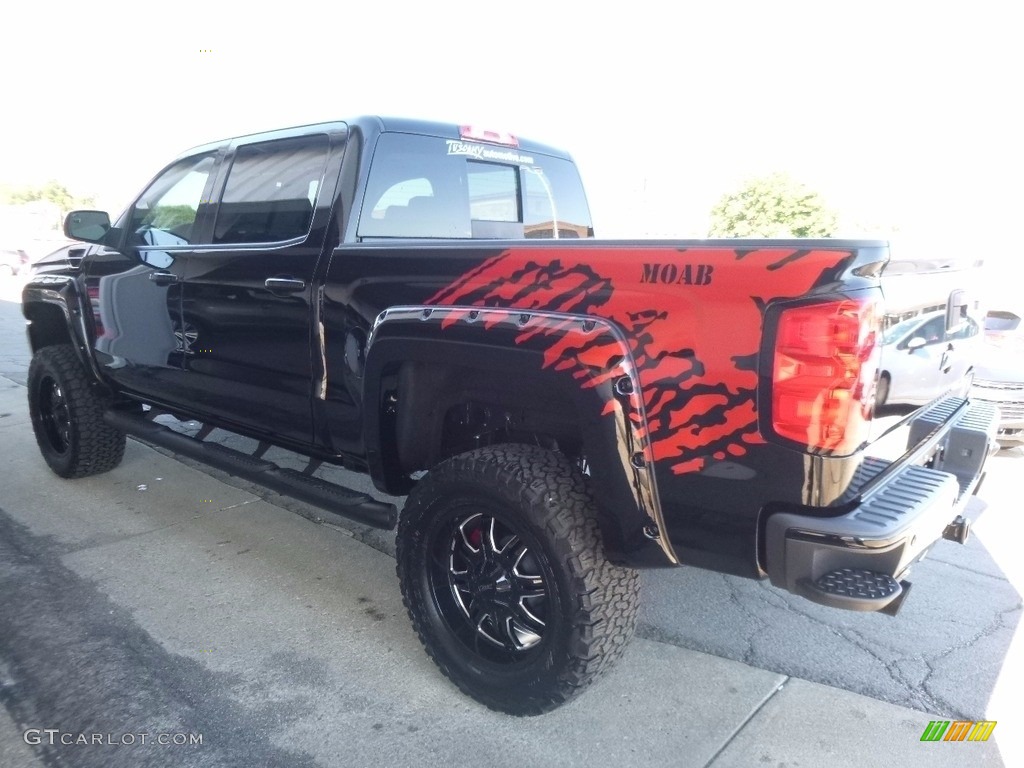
<box><xmin>446</xmin><ymin>140</ymin><xmax>534</xmax><ymax>165</ymax></box>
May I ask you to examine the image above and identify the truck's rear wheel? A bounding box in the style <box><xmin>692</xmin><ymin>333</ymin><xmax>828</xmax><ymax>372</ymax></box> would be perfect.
<box><xmin>28</xmin><ymin>345</ymin><xmax>126</xmax><ymax>478</ymax></box>
<box><xmin>396</xmin><ymin>444</ymin><xmax>639</xmax><ymax>715</ymax></box>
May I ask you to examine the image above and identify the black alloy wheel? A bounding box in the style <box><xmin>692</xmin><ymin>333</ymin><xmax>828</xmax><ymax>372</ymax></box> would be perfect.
<box><xmin>27</xmin><ymin>345</ymin><xmax>126</xmax><ymax>478</ymax></box>
<box><xmin>432</xmin><ymin>510</ymin><xmax>549</xmax><ymax>664</ymax></box>
<box><xmin>36</xmin><ymin>374</ymin><xmax>72</xmax><ymax>455</ymax></box>
<box><xmin>397</xmin><ymin>444</ymin><xmax>640</xmax><ymax>715</ymax></box>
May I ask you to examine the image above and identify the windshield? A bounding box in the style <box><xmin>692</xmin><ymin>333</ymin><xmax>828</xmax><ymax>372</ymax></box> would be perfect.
<box><xmin>984</xmin><ymin>310</ymin><xmax>1024</xmax><ymax>352</ymax></box>
<box><xmin>985</xmin><ymin>311</ymin><xmax>1022</xmax><ymax>333</ymax></box>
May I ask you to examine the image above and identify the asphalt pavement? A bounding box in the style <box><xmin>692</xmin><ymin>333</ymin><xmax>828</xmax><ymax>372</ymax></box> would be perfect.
<box><xmin>0</xmin><ymin>275</ymin><xmax>1018</xmax><ymax>767</ymax></box>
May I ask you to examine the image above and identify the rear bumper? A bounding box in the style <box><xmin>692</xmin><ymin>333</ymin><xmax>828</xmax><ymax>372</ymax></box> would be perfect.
<box><xmin>764</xmin><ymin>399</ymin><xmax>999</xmax><ymax>613</ymax></box>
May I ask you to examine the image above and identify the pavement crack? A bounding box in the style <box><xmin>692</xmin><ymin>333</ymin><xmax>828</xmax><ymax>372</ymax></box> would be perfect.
<box><xmin>925</xmin><ymin>555</ymin><xmax>1012</xmax><ymax>582</ymax></box>
<box><xmin>918</xmin><ymin>601</ymin><xmax>1022</xmax><ymax>719</ymax></box>
<box><xmin>703</xmin><ymin>675</ymin><xmax>789</xmax><ymax>768</ymax></box>
<box><xmin>721</xmin><ymin>574</ymin><xmax>766</xmax><ymax>665</ymax></box>
<box><xmin>217</xmin><ymin>498</ymin><xmax>262</xmax><ymax>512</ymax></box>
<box><xmin>61</xmin><ymin>521</ymin><xmax>187</xmax><ymax>555</ymax></box>
<box><xmin>752</xmin><ymin>585</ymin><xmax>926</xmax><ymax>706</ymax></box>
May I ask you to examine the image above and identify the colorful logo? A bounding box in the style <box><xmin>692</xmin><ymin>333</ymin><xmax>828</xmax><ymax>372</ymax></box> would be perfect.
<box><xmin>920</xmin><ymin>720</ymin><xmax>997</xmax><ymax>742</ymax></box>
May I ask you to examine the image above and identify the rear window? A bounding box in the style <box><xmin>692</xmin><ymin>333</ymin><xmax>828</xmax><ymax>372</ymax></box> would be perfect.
<box><xmin>357</xmin><ymin>133</ymin><xmax>592</xmax><ymax>240</ymax></box>
<box><xmin>985</xmin><ymin>311</ymin><xmax>1022</xmax><ymax>333</ymax></box>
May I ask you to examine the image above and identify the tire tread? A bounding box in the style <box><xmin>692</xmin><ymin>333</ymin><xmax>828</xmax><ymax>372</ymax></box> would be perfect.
<box><xmin>28</xmin><ymin>345</ymin><xmax>125</xmax><ymax>478</ymax></box>
<box><xmin>396</xmin><ymin>444</ymin><xmax>640</xmax><ymax>715</ymax></box>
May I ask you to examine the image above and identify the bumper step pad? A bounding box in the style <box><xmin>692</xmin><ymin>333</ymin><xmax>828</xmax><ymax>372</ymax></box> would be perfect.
<box><xmin>798</xmin><ymin>568</ymin><xmax>903</xmax><ymax>612</ymax></box>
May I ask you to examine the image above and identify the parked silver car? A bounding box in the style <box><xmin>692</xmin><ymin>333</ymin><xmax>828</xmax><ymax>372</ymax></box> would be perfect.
<box><xmin>0</xmin><ymin>248</ymin><xmax>29</xmax><ymax>276</ymax></box>
<box><xmin>972</xmin><ymin>309</ymin><xmax>1024</xmax><ymax>448</ymax></box>
<box><xmin>876</xmin><ymin>310</ymin><xmax>980</xmax><ymax>409</ymax></box>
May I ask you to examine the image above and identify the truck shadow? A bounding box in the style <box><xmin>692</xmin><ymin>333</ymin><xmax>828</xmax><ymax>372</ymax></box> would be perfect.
<box><xmin>640</xmin><ymin>454</ymin><xmax>1022</xmax><ymax>721</ymax></box>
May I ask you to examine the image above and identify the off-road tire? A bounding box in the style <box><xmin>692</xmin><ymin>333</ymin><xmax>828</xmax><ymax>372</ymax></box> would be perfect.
<box><xmin>27</xmin><ymin>344</ymin><xmax>126</xmax><ymax>478</ymax></box>
<box><xmin>396</xmin><ymin>444</ymin><xmax>640</xmax><ymax>715</ymax></box>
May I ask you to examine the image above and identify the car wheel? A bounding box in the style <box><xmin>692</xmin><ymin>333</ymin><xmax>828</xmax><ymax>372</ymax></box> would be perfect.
<box><xmin>0</xmin><ymin>263</ymin><xmax>14</xmax><ymax>277</ymax></box>
<box><xmin>28</xmin><ymin>345</ymin><xmax>126</xmax><ymax>478</ymax></box>
<box><xmin>396</xmin><ymin>444</ymin><xmax>640</xmax><ymax>715</ymax></box>
<box><xmin>875</xmin><ymin>373</ymin><xmax>890</xmax><ymax>410</ymax></box>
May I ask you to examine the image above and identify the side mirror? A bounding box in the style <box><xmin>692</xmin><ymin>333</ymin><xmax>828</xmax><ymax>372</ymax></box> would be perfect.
<box><xmin>907</xmin><ymin>336</ymin><xmax>927</xmax><ymax>351</ymax></box>
<box><xmin>946</xmin><ymin>289</ymin><xmax>968</xmax><ymax>334</ymax></box>
<box><xmin>64</xmin><ymin>210</ymin><xmax>111</xmax><ymax>244</ymax></box>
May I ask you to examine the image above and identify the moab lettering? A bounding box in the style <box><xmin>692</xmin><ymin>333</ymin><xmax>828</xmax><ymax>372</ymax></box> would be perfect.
<box><xmin>640</xmin><ymin>263</ymin><xmax>714</xmax><ymax>286</ymax></box>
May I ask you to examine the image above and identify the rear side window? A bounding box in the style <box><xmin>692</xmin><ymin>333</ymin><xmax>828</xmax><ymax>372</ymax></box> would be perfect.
<box><xmin>359</xmin><ymin>134</ymin><xmax>471</xmax><ymax>239</ymax></box>
<box><xmin>213</xmin><ymin>134</ymin><xmax>329</xmax><ymax>244</ymax></box>
<box><xmin>358</xmin><ymin>133</ymin><xmax>592</xmax><ymax>240</ymax></box>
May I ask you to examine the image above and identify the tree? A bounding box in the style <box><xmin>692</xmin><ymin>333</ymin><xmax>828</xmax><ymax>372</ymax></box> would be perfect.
<box><xmin>708</xmin><ymin>172</ymin><xmax>837</xmax><ymax>238</ymax></box>
<box><xmin>5</xmin><ymin>180</ymin><xmax>95</xmax><ymax>212</ymax></box>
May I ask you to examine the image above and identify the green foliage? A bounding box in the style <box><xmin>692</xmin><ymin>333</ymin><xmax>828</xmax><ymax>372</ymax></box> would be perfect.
<box><xmin>708</xmin><ymin>172</ymin><xmax>838</xmax><ymax>238</ymax></box>
<box><xmin>143</xmin><ymin>205</ymin><xmax>196</xmax><ymax>232</ymax></box>
<box><xmin>4</xmin><ymin>180</ymin><xmax>95</xmax><ymax>211</ymax></box>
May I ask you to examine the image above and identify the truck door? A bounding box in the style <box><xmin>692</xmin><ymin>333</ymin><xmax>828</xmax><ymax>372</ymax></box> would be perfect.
<box><xmin>84</xmin><ymin>153</ymin><xmax>218</xmax><ymax>405</ymax></box>
<box><xmin>179</xmin><ymin>128</ymin><xmax>344</xmax><ymax>446</ymax></box>
<box><xmin>904</xmin><ymin>314</ymin><xmax>950</xmax><ymax>399</ymax></box>
<box><xmin>942</xmin><ymin>315</ymin><xmax>980</xmax><ymax>390</ymax></box>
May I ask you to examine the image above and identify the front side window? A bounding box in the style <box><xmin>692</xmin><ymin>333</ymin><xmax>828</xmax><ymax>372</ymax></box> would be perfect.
<box><xmin>948</xmin><ymin>317</ymin><xmax>979</xmax><ymax>341</ymax></box>
<box><xmin>912</xmin><ymin>316</ymin><xmax>946</xmax><ymax>346</ymax></box>
<box><xmin>130</xmin><ymin>154</ymin><xmax>216</xmax><ymax>247</ymax></box>
<box><xmin>213</xmin><ymin>134</ymin><xmax>330</xmax><ymax>244</ymax></box>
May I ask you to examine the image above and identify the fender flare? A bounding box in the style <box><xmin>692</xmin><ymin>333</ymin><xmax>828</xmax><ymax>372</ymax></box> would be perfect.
<box><xmin>22</xmin><ymin>275</ymin><xmax>106</xmax><ymax>385</ymax></box>
<box><xmin>362</xmin><ymin>304</ymin><xmax>677</xmax><ymax>567</ymax></box>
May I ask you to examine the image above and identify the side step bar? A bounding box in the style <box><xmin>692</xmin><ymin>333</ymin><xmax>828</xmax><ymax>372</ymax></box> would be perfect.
<box><xmin>104</xmin><ymin>409</ymin><xmax>397</xmax><ymax>530</ymax></box>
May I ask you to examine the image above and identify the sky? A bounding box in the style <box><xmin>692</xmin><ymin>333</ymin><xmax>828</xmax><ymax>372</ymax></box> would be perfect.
<box><xmin>2</xmin><ymin>1</ymin><xmax>1021</xmax><ymax>273</ymax></box>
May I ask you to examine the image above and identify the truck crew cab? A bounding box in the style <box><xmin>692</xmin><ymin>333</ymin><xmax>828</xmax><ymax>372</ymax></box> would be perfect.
<box><xmin>22</xmin><ymin>117</ymin><xmax>997</xmax><ymax>714</ymax></box>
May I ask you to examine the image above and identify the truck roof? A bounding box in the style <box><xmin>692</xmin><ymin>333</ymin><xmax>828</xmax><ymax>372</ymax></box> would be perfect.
<box><xmin>177</xmin><ymin>116</ymin><xmax>574</xmax><ymax>162</ymax></box>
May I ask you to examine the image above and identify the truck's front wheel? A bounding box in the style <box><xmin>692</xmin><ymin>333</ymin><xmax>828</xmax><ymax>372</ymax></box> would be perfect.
<box><xmin>28</xmin><ymin>345</ymin><xmax>126</xmax><ymax>478</ymax></box>
<box><xmin>396</xmin><ymin>444</ymin><xmax>639</xmax><ymax>715</ymax></box>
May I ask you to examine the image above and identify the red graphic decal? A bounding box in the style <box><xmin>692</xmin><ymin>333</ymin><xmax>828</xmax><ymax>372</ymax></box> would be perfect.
<box><xmin>429</xmin><ymin>247</ymin><xmax>852</xmax><ymax>474</ymax></box>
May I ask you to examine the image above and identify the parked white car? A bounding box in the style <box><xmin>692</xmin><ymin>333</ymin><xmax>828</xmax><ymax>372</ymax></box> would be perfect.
<box><xmin>876</xmin><ymin>310</ymin><xmax>980</xmax><ymax>408</ymax></box>
<box><xmin>972</xmin><ymin>309</ymin><xmax>1024</xmax><ymax>447</ymax></box>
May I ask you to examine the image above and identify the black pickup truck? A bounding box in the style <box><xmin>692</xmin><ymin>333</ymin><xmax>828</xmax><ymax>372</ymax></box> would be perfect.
<box><xmin>22</xmin><ymin>117</ymin><xmax>997</xmax><ymax>714</ymax></box>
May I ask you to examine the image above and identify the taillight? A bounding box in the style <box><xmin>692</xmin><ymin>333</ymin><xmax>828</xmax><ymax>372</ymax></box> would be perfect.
<box><xmin>771</xmin><ymin>298</ymin><xmax>880</xmax><ymax>454</ymax></box>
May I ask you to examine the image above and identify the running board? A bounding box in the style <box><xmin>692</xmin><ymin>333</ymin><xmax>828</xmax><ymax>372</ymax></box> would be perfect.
<box><xmin>104</xmin><ymin>409</ymin><xmax>397</xmax><ymax>530</ymax></box>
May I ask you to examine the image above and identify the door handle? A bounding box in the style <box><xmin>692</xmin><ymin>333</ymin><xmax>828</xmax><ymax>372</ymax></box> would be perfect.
<box><xmin>264</xmin><ymin>277</ymin><xmax>306</xmax><ymax>293</ymax></box>
<box><xmin>940</xmin><ymin>345</ymin><xmax>953</xmax><ymax>374</ymax></box>
<box><xmin>149</xmin><ymin>271</ymin><xmax>179</xmax><ymax>285</ymax></box>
